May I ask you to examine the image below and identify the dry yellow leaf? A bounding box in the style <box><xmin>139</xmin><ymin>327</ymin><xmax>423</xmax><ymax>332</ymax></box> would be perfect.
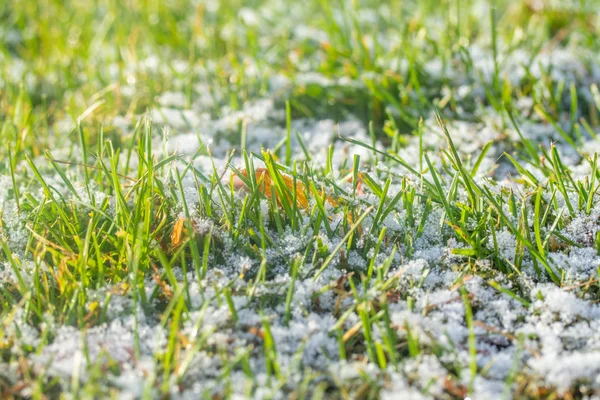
<box><xmin>171</xmin><ymin>217</ymin><xmax>186</xmax><ymax>247</ymax></box>
<box><xmin>234</xmin><ymin>168</ymin><xmax>338</xmax><ymax>210</ymax></box>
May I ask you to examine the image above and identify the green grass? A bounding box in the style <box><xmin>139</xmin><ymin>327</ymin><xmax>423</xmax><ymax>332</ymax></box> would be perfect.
<box><xmin>1</xmin><ymin>0</ymin><xmax>600</xmax><ymax>399</ymax></box>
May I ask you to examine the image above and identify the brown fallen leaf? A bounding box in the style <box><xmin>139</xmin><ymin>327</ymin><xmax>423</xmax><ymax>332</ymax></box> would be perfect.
<box><xmin>232</xmin><ymin>168</ymin><xmax>368</xmax><ymax>237</ymax></box>
<box><xmin>248</xmin><ymin>326</ymin><xmax>265</xmax><ymax>339</ymax></box>
<box><xmin>233</xmin><ymin>168</ymin><xmax>338</xmax><ymax>210</ymax></box>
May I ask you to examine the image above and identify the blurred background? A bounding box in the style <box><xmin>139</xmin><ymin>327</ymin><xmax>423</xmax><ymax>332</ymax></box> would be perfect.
<box><xmin>0</xmin><ymin>0</ymin><xmax>598</xmax><ymax>155</ymax></box>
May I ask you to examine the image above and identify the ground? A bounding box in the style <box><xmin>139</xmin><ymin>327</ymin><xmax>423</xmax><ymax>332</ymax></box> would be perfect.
<box><xmin>1</xmin><ymin>0</ymin><xmax>600</xmax><ymax>399</ymax></box>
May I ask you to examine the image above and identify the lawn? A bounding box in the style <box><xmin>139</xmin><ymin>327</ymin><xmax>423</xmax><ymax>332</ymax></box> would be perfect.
<box><xmin>1</xmin><ymin>0</ymin><xmax>600</xmax><ymax>398</ymax></box>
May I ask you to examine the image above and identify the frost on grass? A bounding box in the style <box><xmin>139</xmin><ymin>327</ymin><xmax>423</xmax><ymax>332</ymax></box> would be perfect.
<box><xmin>3</xmin><ymin>0</ymin><xmax>600</xmax><ymax>399</ymax></box>
<box><xmin>7</xmin><ymin>100</ymin><xmax>600</xmax><ymax>397</ymax></box>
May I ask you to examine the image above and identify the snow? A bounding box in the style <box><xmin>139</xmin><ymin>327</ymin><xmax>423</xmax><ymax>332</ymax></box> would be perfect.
<box><xmin>3</xmin><ymin>1</ymin><xmax>600</xmax><ymax>398</ymax></box>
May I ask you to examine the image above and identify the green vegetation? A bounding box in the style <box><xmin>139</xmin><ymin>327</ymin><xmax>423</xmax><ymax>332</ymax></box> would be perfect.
<box><xmin>1</xmin><ymin>0</ymin><xmax>599</xmax><ymax>398</ymax></box>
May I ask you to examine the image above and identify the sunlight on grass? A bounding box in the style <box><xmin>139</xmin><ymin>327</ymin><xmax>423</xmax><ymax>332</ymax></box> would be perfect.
<box><xmin>1</xmin><ymin>0</ymin><xmax>600</xmax><ymax>398</ymax></box>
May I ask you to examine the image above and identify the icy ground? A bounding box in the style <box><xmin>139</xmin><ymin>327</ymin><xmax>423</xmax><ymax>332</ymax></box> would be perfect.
<box><xmin>2</xmin><ymin>1</ymin><xmax>600</xmax><ymax>399</ymax></box>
